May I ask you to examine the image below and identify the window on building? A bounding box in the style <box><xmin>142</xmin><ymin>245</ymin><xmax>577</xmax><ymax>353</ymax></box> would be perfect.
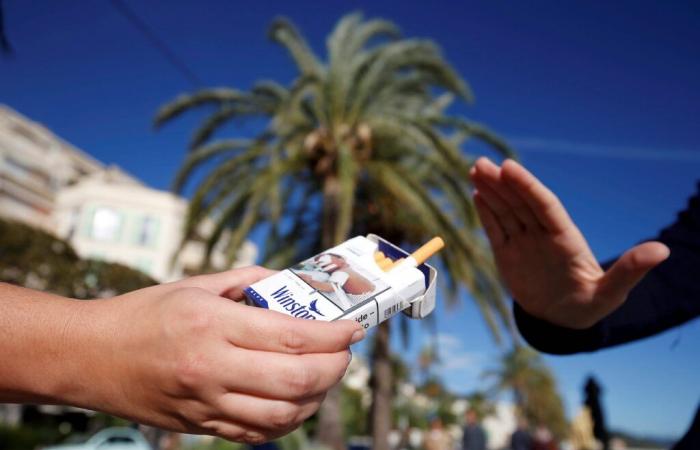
<box><xmin>90</xmin><ymin>207</ymin><xmax>122</xmax><ymax>241</ymax></box>
<box><xmin>136</xmin><ymin>216</ymin><xmax>159</xmax><ymax>247</ymax></box>
<box><xmin>135</xmin><ymin>258</ymin><xmax>154</xmax><ymax>276</ymax></box>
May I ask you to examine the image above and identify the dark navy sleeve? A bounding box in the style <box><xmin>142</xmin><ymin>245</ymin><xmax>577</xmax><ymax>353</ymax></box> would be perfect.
<box><xmin>513</xmin><ymin>182</ymin><xmax>700</xmax><ymax>355</ymax></box>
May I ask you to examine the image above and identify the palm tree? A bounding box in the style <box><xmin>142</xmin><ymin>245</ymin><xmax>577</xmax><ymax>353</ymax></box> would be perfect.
<box><xmin>484</xmin><ymin>346</ymin><xmax>568</xmax><ymax>438</ymax></box>
<box><xmin>155</xmin><ymin>12</ymin><xmax>513</xmax><ymax>450</ymax></box>
<box><xmin>464</xmin><ymin>390</ymin><xmax>496</xmax><ymax>421</ymax></box>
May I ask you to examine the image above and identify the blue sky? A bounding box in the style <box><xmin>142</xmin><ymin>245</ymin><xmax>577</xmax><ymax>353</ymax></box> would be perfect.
<box><xmin>2</xmin><ymin>0</ymin><xmax>699</xmax><ymax>438</ymax></box>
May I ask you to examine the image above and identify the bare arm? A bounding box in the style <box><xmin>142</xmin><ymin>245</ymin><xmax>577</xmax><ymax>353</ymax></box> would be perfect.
<box><xmin>0</xmin><ymin>267</ymin><xmax>364</xmax><ymax>443</ymax></box>
<box><xmin>0</xmin><ymin>282</ymin><xmax>99</xmax><ymax>405</ymax></box>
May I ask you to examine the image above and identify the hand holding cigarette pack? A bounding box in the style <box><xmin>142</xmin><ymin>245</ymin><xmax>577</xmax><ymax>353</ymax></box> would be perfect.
<box><xmin>244</xmin><ymin>235</ymin><xmax>443</xmax><ymax>330</ymax></box>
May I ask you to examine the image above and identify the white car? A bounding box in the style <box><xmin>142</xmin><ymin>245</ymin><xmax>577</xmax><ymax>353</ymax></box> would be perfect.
<box><xmin>42</xmin><ymin>427</ymin><xmax>151</xmax><ymax>450</ymax></box>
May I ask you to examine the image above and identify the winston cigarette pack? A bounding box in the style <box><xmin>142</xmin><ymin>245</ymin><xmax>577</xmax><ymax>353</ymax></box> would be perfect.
<box><xmin>244</xmin><ymin>235</ymin><xmax>438</xmax><ymax>330</ymax></box>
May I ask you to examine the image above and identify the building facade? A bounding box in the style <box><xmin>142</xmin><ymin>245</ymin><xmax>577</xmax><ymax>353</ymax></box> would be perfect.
<box><xmin>0</xmin><ymin>105</ymin><xmax>103</xmax><ymax>230</ymax></box>
<box><xmin>53</xmin><ymin>168</ymin><xmax>256</xmax><ymax>281</ymax></box>
<box><xmin>0</xmin><ymin>105</ymin><xmax>255</xmax><ymax>282</ymax></box>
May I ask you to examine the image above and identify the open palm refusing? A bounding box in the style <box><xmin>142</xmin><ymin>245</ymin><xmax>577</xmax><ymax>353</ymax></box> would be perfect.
<box><xmin>470</xmin><ymin>157</ymin><xmax>670</xmax><ymax>329</ymax></box>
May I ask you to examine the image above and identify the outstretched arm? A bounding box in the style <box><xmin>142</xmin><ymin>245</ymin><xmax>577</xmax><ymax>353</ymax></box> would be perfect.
<box><xmin>470</xmin><ymin>159</ymin><xmax>700</xmax><ymax>353</ymax></box>
<box><xmin>0</xmin><ymin>267</ymin><xmax>364</xmax><ymax>443</ymax></box>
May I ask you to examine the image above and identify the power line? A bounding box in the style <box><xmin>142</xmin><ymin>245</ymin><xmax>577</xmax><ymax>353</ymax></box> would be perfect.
<box><xmin>0</xmin><ymin>0</ymin><xmax>14</xmax><ymax>56</ymax></box>
<box><xmin>107</xmin><ymin>0</ymin><xmax>203</xmax><ymax>87</ymax></box>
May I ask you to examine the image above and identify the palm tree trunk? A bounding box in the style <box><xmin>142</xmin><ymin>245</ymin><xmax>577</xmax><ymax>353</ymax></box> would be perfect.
<box><xmin>315</xmin><ymin>174</ymin><xmax>346</xmax><ymax>450</ymax></box>
<box><xmin>370</xmin><ymin>320</ymin><xmax>392</xmax><ymax>450</ymax></box>
<box><xmin>316</xmin><ymin>385</ymin><xmax>346</xmax><ymax>450</ymax></box>
<box><xmin>513</xmin><ymin>386</ymin><xmax>525</xmax><ymax>418</ymax></box>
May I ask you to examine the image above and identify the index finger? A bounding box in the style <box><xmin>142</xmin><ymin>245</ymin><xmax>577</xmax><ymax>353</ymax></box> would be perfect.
<box><xmin>501</xmin><ymin>159</ymin><xmax>572</xmax><ymax>233</ymax></box>
<box><xmin>226</xmin><ymin>305</ymin><xmax>365</xmax><ymax>354</ymax></box>
<box><xmin>185</xmin><ymin>266</ymin><xmax>278</xmax><ymax>300</ymax></box>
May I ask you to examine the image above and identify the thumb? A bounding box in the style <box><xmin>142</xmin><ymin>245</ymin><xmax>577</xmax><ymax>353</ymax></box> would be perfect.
<box><xmin>596</xmin><ymin>241</ymin><xmax>670</xmax><ymax>307</ymax></box>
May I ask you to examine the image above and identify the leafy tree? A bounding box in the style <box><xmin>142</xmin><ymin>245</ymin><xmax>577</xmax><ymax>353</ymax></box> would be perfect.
<box><xmin>464</xmin><ymin>390</ymin><xmax>496</xmax><ymax>421</ymax></box>
<box><xmin>0</xmin><ymin>218</ymin><xmax>156</xmax><ymax>298</ymax></box>
<box><xmin>484</xmin><ymin>346</ymin><xmax>568</xmax><ymax>439</ymax></box>
<box><xmin>155</xmin><ymin>12</ymin><xmax>513</xmax><ymax>450</ymax></box>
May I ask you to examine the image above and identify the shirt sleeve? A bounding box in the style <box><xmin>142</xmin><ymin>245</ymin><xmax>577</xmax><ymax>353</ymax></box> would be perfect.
<box><xmin>514</xmin><ymin>182</ymin><xmax>700</xmax><ymax>355</ymax></box>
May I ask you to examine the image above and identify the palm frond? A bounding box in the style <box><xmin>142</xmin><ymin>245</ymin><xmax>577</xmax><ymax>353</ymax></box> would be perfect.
<box><xmin>348</xmin><ymin>39</ymin><xmax>472</xmax><ymax>121</ymax></box>
<box><xmin>269</xmin><ymin>17</ymin><xmax>323</xmax><ymax>77</ymax></box>
<box><xmin>251</xmin><ymin>80</ymin><xmax>289</xmax><ymax>105</ymax></box>
<box><xmin>189</xmin><ymin>103</ymin><xmax>266</xmax><ymax>149</ymax></box>
<box><xmin>172</xmin><ymin>139</ymin><xmax>253</xmax><ymax>193</ymax></box>
<box><xmin>153</xmin><ymin>88</ymin><xmax>248</xmax><ymax>128</ymax></box>
<box><xmin>435</xmin><ymin>116</ymin><xmax>516</xmax><ymax>158</ymax></box>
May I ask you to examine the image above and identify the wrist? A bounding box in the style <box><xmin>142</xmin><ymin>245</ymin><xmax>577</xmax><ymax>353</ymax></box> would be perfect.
<box><xmin>6</xmin><ymin>295</ymin><xmax>118</xmax><ymax>411</ymax></box>
<box><xmin>45</xmin><ymin>299</ymin><xmax>115</xmax><ymax>409</ymax></box>
<box><xmin>0</xmin><ymin>287</ymin><xmax>86</xmax><ymax>404</ymax></box>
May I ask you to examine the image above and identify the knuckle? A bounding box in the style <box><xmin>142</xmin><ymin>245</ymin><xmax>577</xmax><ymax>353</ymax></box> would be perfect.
<box><xmin>172</xmin><ymin>299</ymin><xmax>215</xmax><ymax>336</ymax></box>
<box><xmin>200</xmin><ymin>420</ymin><xmax>222</xmax><ymax>436</ymax></box>
<box><xmin>278</xmin><ymin>325</ymin><xmax>306</xmax><ymax>354</ymax></box>
<box><xmin>202</xmin><ymin>421</ymin><xmax>244</xmax><ymax>441</ymax></box>
<box><xmin>286</xmin><ymin>363</ymin><xmax>319</xmax><ymax>398</ymax></box>
<box><xmin>241</xmin><ymin>431</ymin><xmax>268</xmax><ymax>446</ymax></box>
<box><xmin>185</xmin><ymin>308</ymin><xmax>215</xmax><ymax>334</ymax></box>
<box><xmin>174</xmin><ymin>352</ymin><xmax>207</xmax><ymax>390</ymax></box>
<box><xmin>269</xmin><ymin>403</ymin><xmax>302</xmax><ymax>430</ymax></box>
<box><xmin>175</xmin><ymin>286</ymin><xmax>209</xmax><ymax>301</ymax></box>
<box><xmin>167</xmin><ymin>288</ymin><xmax>209</xmax><ymax>320</ymax></box>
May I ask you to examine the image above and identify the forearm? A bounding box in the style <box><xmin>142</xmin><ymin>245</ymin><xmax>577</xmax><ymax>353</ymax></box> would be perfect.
<box><xmin>0</xmin><ymin>283</ymin><xmax>107</xmax><ymax>406</ymax></box>
<box><xmin>515</xmin><ymin>182</ymin><xmax>700</xmax><ymax>354</ymax></box>
<box><xmin>515</xmin><ymin>239</ymin><xmax>700</xmax><ymax>354</ymax></box>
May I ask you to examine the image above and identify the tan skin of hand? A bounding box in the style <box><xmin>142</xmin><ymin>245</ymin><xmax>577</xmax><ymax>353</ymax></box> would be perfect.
<box><xmin>0</xmin><ymin>266</ymin><xmax>365</xmax><ymax>444</ymax></box>
<box><xmin>470</xmin><ymin>158</ymin><xmax>670</xmax><ymax>329</ymax></box>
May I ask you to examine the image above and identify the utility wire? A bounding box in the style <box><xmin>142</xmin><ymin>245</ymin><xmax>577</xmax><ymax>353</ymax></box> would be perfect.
<box><xmin>0</xmin><ymin>0</ymin><xmax>14</xmax><ymax>56</ymax></box>
<box><xmin>107</xmin><ymin>0</ymin><xmax>203</xmax><ymax>86</ymax></box>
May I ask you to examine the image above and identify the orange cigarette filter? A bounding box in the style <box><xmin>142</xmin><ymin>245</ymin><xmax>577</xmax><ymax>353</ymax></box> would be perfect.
<box><xmin>377</xmin><ymin>257</ymin><xmax>394</xmax><ymax>270</ymax></box>
<box><xmin>383</xmin><ymin>237</ymin><xmax>444</xmax><ymax>271</ymax></box>
<box><xmin>410</xmin><ymin>237</ymin><xmax>445</xmax><ymax>266</ymax></box>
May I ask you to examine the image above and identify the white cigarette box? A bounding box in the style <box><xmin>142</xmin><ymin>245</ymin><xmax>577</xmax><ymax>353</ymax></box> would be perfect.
<box><xmin>244</xmin><ymin>235</ymin><xmax>438</xmax><ymax>330</ymax></box>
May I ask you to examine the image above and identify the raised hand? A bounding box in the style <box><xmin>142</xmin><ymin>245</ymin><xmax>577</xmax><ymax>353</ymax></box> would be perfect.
<box><xmin>470</xmin><ymin>158</ymin><xmax>669</xmax><ymax>329</ymax></box>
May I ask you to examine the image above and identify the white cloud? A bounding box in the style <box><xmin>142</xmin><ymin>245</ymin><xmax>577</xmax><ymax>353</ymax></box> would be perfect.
<box><xmin>430</xmin><ymin>333</ymin><xmax>485</xmax><ymax>373</ymax></box>
<box><xmin>440</xmin><ymin>352</ymin><xmax>482</xmax><ymax>371</ymax></box>
<box><xmin>510</xmin><ymin>137</ymin><xmax>700</xmax><ymax>162</ymax></box>
<box><xmin>434</xmin><ymin>333</ymin><xmax>462</xmax><ymax>351</ymax></box>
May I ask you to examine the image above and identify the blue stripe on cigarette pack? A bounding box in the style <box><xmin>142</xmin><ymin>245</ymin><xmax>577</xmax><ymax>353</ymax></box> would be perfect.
<box><xmin>244</xmin><ymin>287</ymin><xmax>269</xmax><ymax>309</ymax></box>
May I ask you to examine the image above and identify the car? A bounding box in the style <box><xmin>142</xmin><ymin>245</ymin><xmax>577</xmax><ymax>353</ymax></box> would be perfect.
<box><xmin>42</xmin><ymin>427</ymin><xmax>152</xmax><ymax>450</ymax></box>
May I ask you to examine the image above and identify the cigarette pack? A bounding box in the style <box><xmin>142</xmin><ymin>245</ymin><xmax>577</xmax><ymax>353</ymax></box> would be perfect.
<box><xmin>244</xmin><ymin>235</ymin><xmax>438</xmax><ymax>330</ymax></box>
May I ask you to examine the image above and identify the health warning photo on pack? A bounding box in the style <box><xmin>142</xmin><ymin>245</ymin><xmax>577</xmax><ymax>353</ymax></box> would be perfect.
<box><xmin>291</xmin><ymin>250</ymin><xmax>390</xmax><ymax>311</ymax></box>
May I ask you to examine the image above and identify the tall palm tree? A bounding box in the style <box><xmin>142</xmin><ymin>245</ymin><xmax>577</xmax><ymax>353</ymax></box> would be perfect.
<box><xmin>155</xmin><ymin>13</ymin><xmax>513</xmax><ymax>450</ymax></box>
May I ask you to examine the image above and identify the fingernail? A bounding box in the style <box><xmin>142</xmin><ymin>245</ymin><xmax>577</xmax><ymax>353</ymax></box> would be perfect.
<box><xmin>350</xmin><ymin>329</ymin><xmax>365</xmax><ymax>344</ymax></box>
<box><xmin>347</xmin><ymin>350</ymin><xmax>353</xmax><ymax>364</ymax></box>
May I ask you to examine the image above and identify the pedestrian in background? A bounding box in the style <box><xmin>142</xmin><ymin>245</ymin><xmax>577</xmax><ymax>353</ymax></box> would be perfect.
<box><xmin>462</xmin><ymin>409</ymin><xmax>487</xmax><ymax>450</ymax></box>
<box><xmin>511</xmin><ymin>416</ymin><xmax>533</xmax><ymax>450</ymax></box>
